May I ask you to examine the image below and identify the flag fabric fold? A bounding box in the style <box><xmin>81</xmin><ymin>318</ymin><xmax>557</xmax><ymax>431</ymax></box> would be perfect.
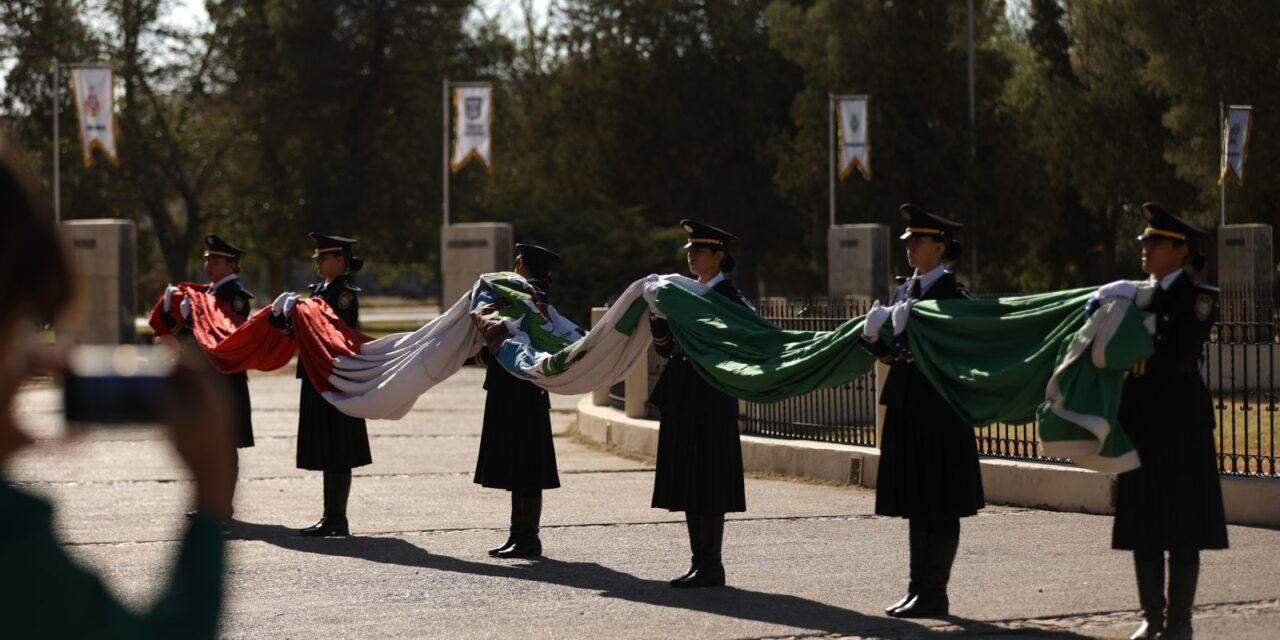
<box><xmin>147</xmin><ymin>274</ymin><xmax>1155</xmax><ymax>472</ymax></box>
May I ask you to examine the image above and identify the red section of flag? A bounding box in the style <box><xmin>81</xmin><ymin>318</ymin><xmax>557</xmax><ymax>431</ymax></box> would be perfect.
<box><xmin>292</xmin><ymin>299</ymin><xmax>374</xmax><ymax>393</ymax></box>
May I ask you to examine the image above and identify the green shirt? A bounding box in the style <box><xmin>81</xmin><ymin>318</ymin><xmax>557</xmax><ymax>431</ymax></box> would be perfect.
<box><xmin>0</xmin><ymin>480</ymin><xmax>225</xmax><ymax>639</ymax></box>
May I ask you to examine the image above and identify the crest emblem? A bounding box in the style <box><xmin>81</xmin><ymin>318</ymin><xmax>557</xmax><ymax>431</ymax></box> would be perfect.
<box><xmin>84</xmin><ymin>88</ymin><xmax>101</xmax><ymax>118</ymax></box>
<box><xmin>465</xmin><ymin>97</ymin><xmax>483</xmax><ymax>120</ymax></box>
<box><xmin>233</xmin><ymin>296</ymin><xmax>248</xmax><ymax>315</ymax></box>
<box><xmin>848</xmin><ymin>112</ymin><xmax>860</xmax><ymax>133</ymax></box>
<box><xmin>1195</xmin><ymin>293</ymin><xmax>1214</xmax><ymax>322</ymax></box>
<box><xmin>337</xmin><ymin>291</ymin><xmax>354</xmax><ymax>310</ymax></box>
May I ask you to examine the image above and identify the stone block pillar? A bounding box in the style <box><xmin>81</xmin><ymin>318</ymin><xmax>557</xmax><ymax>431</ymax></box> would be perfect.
<box><xmin>61</xmin><ymin>219</ymin><xmax>137</xmax><ymax>344</ymax></box>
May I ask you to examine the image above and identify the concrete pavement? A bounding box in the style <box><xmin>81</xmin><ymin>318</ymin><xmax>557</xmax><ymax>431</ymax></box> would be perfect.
<box><xmin>9</xmin><ymin>368</ymin><xmax>1280</xmax><ymax>639</ymax></box>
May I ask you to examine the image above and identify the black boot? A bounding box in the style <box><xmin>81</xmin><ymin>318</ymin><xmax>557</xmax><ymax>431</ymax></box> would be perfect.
<box><xmin>495</xmin><ymin>491</ymin><xmax>542</xmax><ymax>558</ymax></box>
<box><xmin>673</xmin><ymin>513</ymin><xmax>725</xmax><ymax>589</ymax></box>
<box><xmin>301</xmin><ymin>471</ymin><xmax>351</xmax><ymax>537</ymax></box>
<box><xmin>489</xmin><ymin>492</ymin><xmax>520</xmax><ymax>556</ymax></box>
<box><xmin>892</xmin><ymin>531</ymin><xmax>955</xmax><ymax>618</ymax></box>
<box><xmin>886</xmin><ymin>525</ymin><xmax>926</xmax><ymax>615</ymax></box>
<box><xmin>669</xmin><ymin>513</ymin><xmax>702</xmax><ymax>585</ymax></box>
<box><xmin>1130</xmin><ymin>551</ymin><xmax>1166</xmax><ymax>639</ymax></box>
<box><xmin>1161</xmin><ymin>553</ymin><xmax>1198</xmax><ymax>640</ymax></box>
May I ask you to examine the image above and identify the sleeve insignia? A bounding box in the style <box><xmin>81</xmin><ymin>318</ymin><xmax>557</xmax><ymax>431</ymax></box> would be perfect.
<box><xmin>1194</xmin><ymin>293</ymin><xmax>1214</xmax><ymax>322</ymax></box>
<box><xmin>337</xmin><ymin>291</ymin><xmax>354</xmax><ymax>310</ymax></box>
<box><xmin>233</xmin><ymin>296</ymin><xmax>249</xmax><ymax>315</ymax></box>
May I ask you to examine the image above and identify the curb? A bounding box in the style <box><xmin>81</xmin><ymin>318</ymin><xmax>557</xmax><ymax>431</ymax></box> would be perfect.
<box><xmin>575</xmin><ymin>398</ymin><xmax>1280</xmax><ymax>527</ymax></box>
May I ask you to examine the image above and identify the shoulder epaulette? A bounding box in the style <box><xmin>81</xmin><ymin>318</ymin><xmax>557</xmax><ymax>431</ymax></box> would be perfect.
<box><xmin>307</xmin><ymin>283</ymin><xmax>319</xmax><ymax>291</ymax></box>
<box><xmin>343</xmin><ymin>282</ymin><xmax>362</xmax><ymax>293</ymax></box>
<box><xmin>895</xmin><ymin>276</ymin><xmax>909</xmax><ymax>284</ymax></box>
<box><xmin>239</xmin><ymin>285</ymin><xmax>256</xmax><ymax>299</ymax></box>
<box><xmin>1197</xmin><ymin>283</ymin><xmax>1220</xmax><ymax>295</ymax></box>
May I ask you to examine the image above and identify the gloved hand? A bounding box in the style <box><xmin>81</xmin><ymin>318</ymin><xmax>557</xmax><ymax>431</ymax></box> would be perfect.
<box><xmin>179</xmin><ymin>296</ymin><xmax>192</xmax><ymax>320</ymax></box>
<box><xmin>1083</xmin><ymin>296</ymin><xmax>1101</xmax><ymax>318</ymax></box>
<box><xmin>163</xmin><ymin>284</ymin><xmax>178</xmax><ymax>313</ymax></box>
<box><xmin>862</xmin><ymin>300</ymin><xmax>889</xmax><ymax>340</ymax></box>
<box><xmin>891</xmin><ymin>299</ymin><xmax>915</xmax><ymax>336</ymax></box>
<box><xmin>1096</xmin><ymin>280</ymin><xmax>1137</xmax><ymax>300</ymax></box>
<box><xmin>271</xmin><ymin>292</ymin><xmax>295</xmax><ymax>316</ymax></box>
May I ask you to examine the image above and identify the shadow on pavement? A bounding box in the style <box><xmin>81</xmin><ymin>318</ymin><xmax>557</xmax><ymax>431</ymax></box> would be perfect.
<box><xmin>229</xmin><ymin>522</ymin><xmax>1094</xmax><ymax>638</ymax></box>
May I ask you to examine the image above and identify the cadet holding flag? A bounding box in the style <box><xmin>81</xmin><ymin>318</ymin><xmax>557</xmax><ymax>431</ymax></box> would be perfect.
<box><xmin>473</xmin><ymin>244</ymin><xmax>583</xmax><ymax>559</ymax></box>
<box><xmin>858</xmin><ymin>204</ymin><xmax>983</xmax><ymax>619</ymax></box>
<box><xmin>274</xmin><ymin>233</ymin><xmax>372</xmax><ymax>537</ymax></box>
<box><xmin>162</xmin><ymin>234</ymin><xmax>257</xmax><ymax>517</ymax></box>
<box><xmin>1094</xmin><ymin>204</ymin><xmax>1227</xmax><ymax>640</ymax></box>
<box><xmin>649</xmin><ymin>220</ymin><xmax>755</xmax><ymax>589</ymax></box>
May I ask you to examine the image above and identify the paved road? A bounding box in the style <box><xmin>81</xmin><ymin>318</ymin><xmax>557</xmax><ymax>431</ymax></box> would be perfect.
<box><xmin>10</xmin><ymin>369</ymin><xmax>1280</xmax><ymax>639</ymax></box>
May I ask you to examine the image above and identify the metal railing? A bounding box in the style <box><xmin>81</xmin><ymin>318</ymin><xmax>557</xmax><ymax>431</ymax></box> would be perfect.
<box><xmin>738</xmin><ymin>297</ymin><xmax>879</xmax><ymax>447</ymax></box>
<box><xmin>729</xmin><ymin>287</ymin><xmax>1279</xmax><ymax>478</ymax></box>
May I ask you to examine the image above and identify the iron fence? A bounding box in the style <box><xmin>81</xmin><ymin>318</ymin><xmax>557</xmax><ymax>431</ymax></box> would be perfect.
<box><xmin>734</xmin><ymin>286</ymin><xmax>1278</xmax><ymax>478</ymax></box>
<box><xmin>738</xmin><ymin>297</ymin><xmax>879</xmax><ymax>447</ymax></box>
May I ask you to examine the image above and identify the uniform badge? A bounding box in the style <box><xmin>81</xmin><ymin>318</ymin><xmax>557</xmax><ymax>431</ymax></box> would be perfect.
<box><xmin>1195</xmin><ymin>293</ymin><xmax>1213</xmax><ymax>322</ymax></box>
<box><xmin>233</xmin><ymin>296</ymin><xmax>248</xmax><ymax>315</ymax></box>
<box><xmin>337</xmin><ymin>291</ymin><xmax>354</xmax><ymax>310</ymax></box>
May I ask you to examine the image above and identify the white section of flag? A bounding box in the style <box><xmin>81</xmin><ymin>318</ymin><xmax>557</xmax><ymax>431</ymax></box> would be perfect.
<box><xmin>451</xmin><ymin>85</ymin><xmax>493</xmax><ymax>172</ymax></box>
<box><xmin>1221</xmin><ymin>106</ymin><xmax>1252</xmax><ymax>185</ymax></box>
<box><xmin>837</xmin><ymin>96</ymin><xmax>870</xmax><ymax>181</ymax></box>
<box><xmin>69</xmin><ymin>67</ymin><xmax>118</xmax><ymax>167</ymax></box>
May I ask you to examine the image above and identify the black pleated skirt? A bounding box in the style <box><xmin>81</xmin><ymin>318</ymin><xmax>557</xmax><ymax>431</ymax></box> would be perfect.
<box><xmin>1113</xmin><ymin>375</ymin><xmax>1228</xmax><ymax>551</ymax></box>
<box><xmin>474</xmin><ymin>359</ymin><xmax>560</xmax><ymax>491</ymax></box>
<box><xmin>875</xmin><ymin>362</ymin><xmax>984</xmax><ymax>519</ymax></box>
<box><xmin>296</xmin><ymin>368</ymin><xmax>372</xmax><ymax>471</ymax></box>
<box><xmin>223</xmin><ymin>371</ymin><xmax>255</xmax><ymax>449</ymax></box>
<box><xmin>650</xmin><ymin>356</ymin><xmax>746</xmax><ymax>514</ymax></box>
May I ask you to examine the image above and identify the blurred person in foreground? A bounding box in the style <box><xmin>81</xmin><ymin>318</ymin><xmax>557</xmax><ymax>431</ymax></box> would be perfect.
<box><xmin>0</xmin><ymin>139</ymin><xmax>235</xmax><ymax>639</ymax></box>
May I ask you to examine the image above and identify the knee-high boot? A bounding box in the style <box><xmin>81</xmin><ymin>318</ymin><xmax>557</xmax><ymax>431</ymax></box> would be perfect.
<box><xmin>669</xmin><ymin>513</ymin><xmax>703</xmax><ymax>584</ymax></box>
<box><xmin>1130</xmin><ymin>550</ymin><xmax>1166</xmax><ymax>639</ymax></box>
<box><xmin>892</xmin><ymin>522</ymin><xmax>957</xmax><ymax>618</ymax></box>
<box><xmin>301</xmin><ymin>471</ymin><xmax>351</xmax><ymax>537</ymax></box>
<box><xmin>672</xmin><ymin>513</ymin><xmax>725</xmax><ymax>589</ymax></box>
<box><xmin>494</xmin><ymin>490</ymin><xmax>543</xmax><ymax>558</ymax></box>
<box><xmin>886</xmin><ymin>524</ymin><xmax>926</xmax><ymax>614</ymax></box>
<box><xmin>1162</xmin><ymin>552</ymin><xmax>1199</xmax><ymax>640</ymax></box>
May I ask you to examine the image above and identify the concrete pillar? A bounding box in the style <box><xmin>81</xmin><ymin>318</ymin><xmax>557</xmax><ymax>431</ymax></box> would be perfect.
<box><xmin>828</xmin><ymin>224</ymin><xmax>891</xmax><ymax>300</ymax></box>
<box><xmin>623</xmin><ymin>348</ymin><xmax>655</xmax><ymax>419</ymax></box>
<box><xmin>1218</xmin><ymin>224</ymin><xmax>1274</xmax><ymax>341</ymax></box>
<box><xmin>441</xmin><ymin>223</ymin><xmax>513</xmax><ymax>307</ymax></box>
<box><xmin>61</xmin><ymin>219</ymin><xmax>137</xmax><ymax>344</ymax></box>
<box><xmin>590</xmin><ymin>306</ymin><xmax>611</xmax><ymax>407</ymax></box>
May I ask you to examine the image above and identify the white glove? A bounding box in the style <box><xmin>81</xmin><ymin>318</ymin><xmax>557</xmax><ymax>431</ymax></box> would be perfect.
<box><xmin>179</xmin><ymin>296</ymin><xmax>191</xmax><ymax>320</ymax></box>
<box><xmin>891</xmin><ymin>299</ymin><xmax>915</xmax><ymax>336</ymax></box>
<box><xmin>163</xmin><ymin>284</ymin><xmax>178</xmax><ymax>312</ymax></box>
<box><xmin>862</xmin><ymin>300</ymin><xmax>890</xmax><ymax>340</ymax></box>
<box><xmin>271</xmin><ymin>292</ymin><xmax>294</xmax><ymax>316</ymax></box>
<box><xmin>282</xmin><ymin>294</ymin><xmax>299</xmax><ymax>318</ymax></box>
<box><xmin>1096</xmin><ymin>280</ymin><xmax>1137</xmax><ymax>300</ymax></box>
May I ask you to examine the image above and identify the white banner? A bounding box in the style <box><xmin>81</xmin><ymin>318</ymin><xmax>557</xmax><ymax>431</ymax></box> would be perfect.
<box><xmin>451</xmin><ymin>84</ymin><xmax>492</xmax><ymax>173</ymax></box>
<box><xmin>837</xmin><ymin>96</ymin><xmax>870</xmax><ymax>181</ymax></box>
<box><xmin>68</xmin><ymin>66</ymin><xmax>118</xmax><ymax>167</ymax></box>
<box><xmin>1220</xmin><ymin>105</ymin><xmax>1253</xmax><ymax>186</ymax></box>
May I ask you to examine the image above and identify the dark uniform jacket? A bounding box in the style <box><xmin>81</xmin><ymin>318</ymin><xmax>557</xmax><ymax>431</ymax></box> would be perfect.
<box><xmin>168</xmin><ymin>277</ymin><xmax>256</xmax><ymax>448</ymax></box>
<box><xmin>1113</xmin><ymin>271</ymin><xmax>1227</xmax><ymax>551</ymax></box>
<box><xmin>296</xmin><ymin>274</ymin><xmax>371</xmax><ymax>471</ymax></box>
<box><xmin>864</xmin><ymin>271</ymin><xmax>985</xmax><ymax>520</ymax></box>
<box><xmin>649</xmin><ymin>277</ymin><xmax>753</xmax><ymax>513</ymax></box>
<box><xmin>473</xmin><ymin>277</ymin><xmax>560</xmax><ymax>491</ymax></box>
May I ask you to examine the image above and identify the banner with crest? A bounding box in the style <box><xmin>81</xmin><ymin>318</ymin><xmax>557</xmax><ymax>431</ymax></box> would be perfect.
<box><xmin>837</xmin><ymin>96</ymin><xmax>870</xmax><ymax>180</ymax></box>
<box><xmin>451</xmin><ymin>84</ymin><xmax>493</xmax><ymax>173</ymax></box>
<box><xmin>68</xmin><ymin>66</ymin><xmax>118</xmax><ymax>167</ymax></box>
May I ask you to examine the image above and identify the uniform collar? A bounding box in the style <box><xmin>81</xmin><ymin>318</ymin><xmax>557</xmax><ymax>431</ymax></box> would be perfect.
<box><xmin>1152</xmin><ymin>268</ymin><xmax>1183</xmax><ymax>291</ymax></box>
<box><xmin>210</xmin><ymin>273</ymin><xmax>239</xmax><ymax>293</ymax></box>
<box><xmin>704</xmin><ymin>271</ymin><xmax>726</xmax><ymax>288</ymax></box>
<box><xmin>909</xmin><ymin>264</ymin><xmax>947</xmax><ymax>295</ymax></box>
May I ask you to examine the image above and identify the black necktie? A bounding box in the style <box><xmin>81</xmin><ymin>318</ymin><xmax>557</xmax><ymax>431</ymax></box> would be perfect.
<box><xmin>910</xmin><ymin>278</ymin><xmax>922</xmax><ymax>300</ymax></box>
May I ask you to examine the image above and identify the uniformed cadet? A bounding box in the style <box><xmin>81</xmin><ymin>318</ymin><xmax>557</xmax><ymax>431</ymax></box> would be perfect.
<box><xmin>294</xmin><ymin>233</ymin><xmax>371</xmax><ymax>537</ymax></box>
<box><xmin>649</xmin><ymin>220</ymin><xmax>755</xmax><ymax>589</ymax></box>
<box><xmin>473</xmin><ymin>243</ymin><xmax>579</xmax><ymax>558</ymax></box>
<box><xmin>858</xmin><ymin>204</ymin><xmax>983</xmax><ymax>618</ymax></box>
<box><xmin>1103</xmin><ymin>204</ymin><xmax>1226</xmax><ymax>640</ymax></box>
<box><xmin>165</xmin><ymin>234</ymin><xmax>257</xmax><ymax>518</ymax></box>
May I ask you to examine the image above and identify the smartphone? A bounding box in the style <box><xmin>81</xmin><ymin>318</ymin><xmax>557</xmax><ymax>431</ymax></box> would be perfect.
<box><xmin>63</xmin><ymin>345</ymin><xmax>177</xmax><ymax>425</ymax></box>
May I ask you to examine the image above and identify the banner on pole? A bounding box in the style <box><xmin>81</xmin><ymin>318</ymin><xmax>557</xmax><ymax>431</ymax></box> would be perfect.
<box><xmin>451</xmin><ymin>84</ymin><xmax>493</xmax><ymax>173</ymax></box>
<box><xmin>837</xmin><ymin>96</ymin><xmax>870</xmax><ymax>181</ymax></box>
<box><xmin>68</xmin><ymin>66</ymin><xmax>118</xmax><ymax>167</ymax></box>
<box><xmin>1220</xmin><ymin>105</ymin><xmax>1252</xmax><ymax>186</ymax></box>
